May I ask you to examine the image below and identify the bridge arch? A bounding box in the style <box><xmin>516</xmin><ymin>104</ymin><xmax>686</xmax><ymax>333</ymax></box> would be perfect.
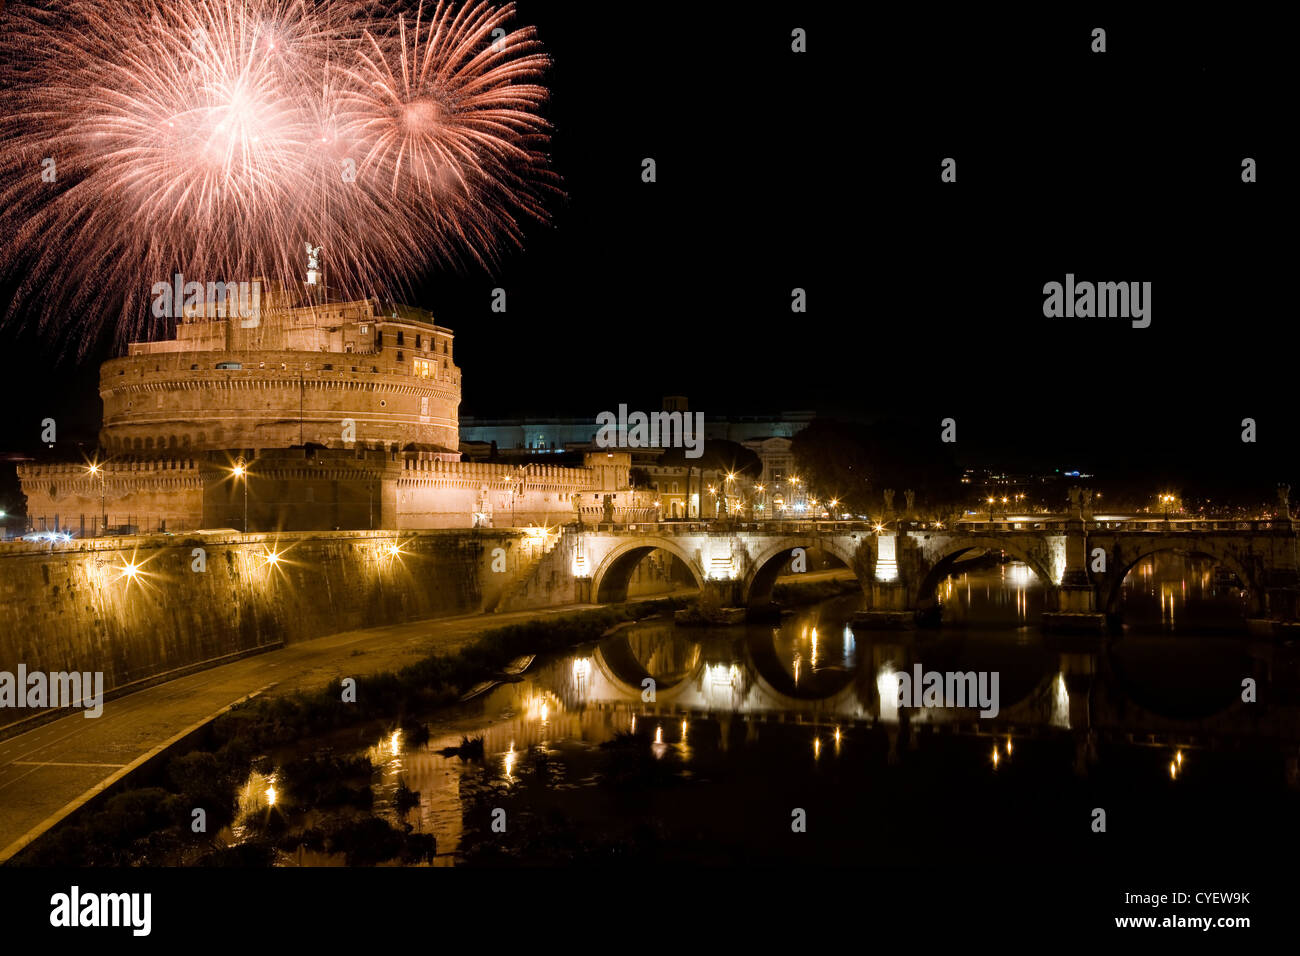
<box><xmin>742</xmin><ymin>536</ymin><xmax>870</xmax><ymax>609</ymax></box>
<box><xmin>1101</xmin><ymin>537</ymin><xmax>1262</xmax><ymax>617</ymax></box>
<box><xmin>591</xmin><ymin>537</ymin><xmax>705</xmax><ymax>604</ymax></box>
<box><xmin>590</xmin><ymin>629</ymin><xmax>703</xmax><ymax>698</ymax></box>
<box><xmin>914</xmin><ymin>536</ymin><xmax>1058</xmax><ymax>612</ymax></box>
<box><xmin>742</xmin><ymin>627</ymin><xmax>866</xmax><ymax>704</ymax></box>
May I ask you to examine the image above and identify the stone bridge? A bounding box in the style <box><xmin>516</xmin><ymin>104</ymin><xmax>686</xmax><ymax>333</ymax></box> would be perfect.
<box><xmin>563</xmin><ymin>512</ymin><xmax>1299</xmax><ymax>631</ymax></box>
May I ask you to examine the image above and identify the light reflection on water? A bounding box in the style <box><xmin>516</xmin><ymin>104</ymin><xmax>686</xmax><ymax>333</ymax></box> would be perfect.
<box><xmin>260</xmin><ymin>556</ymin><xmax>1295</xmax><ymax>865</ymax></box>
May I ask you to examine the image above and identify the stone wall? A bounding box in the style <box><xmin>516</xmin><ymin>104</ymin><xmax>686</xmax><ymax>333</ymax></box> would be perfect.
<box><xmin>99</xmin><ymin>350</ymin><xmax>461</xmax><ymax>454</ymax></box>
<box><xmin>0</xmin><ymin>528</ymin><xmax>550</xmax><ymax>695</ymax></box>
<box><xmin>19</xmin><ymin>459</ymin><xmax>208</xmax><ymax>536</ymax></box>
<box><xmin>17</xmin><ymin>451</ymin><xmax>648</xmax><ymax>535</ymax></box>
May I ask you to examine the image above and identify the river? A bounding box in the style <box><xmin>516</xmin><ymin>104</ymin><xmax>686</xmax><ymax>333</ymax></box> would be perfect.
<box><xmin>238</xmin><ymin>553</ymin><xmax>1300</xmax><ymax>865</ymax></box>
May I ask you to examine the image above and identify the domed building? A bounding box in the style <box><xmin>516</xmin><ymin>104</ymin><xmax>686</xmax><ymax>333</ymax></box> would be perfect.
<box><xmin>18</xmin><ymin>279</ymin><xmax>650</xmax><ymax>534</ymax></box>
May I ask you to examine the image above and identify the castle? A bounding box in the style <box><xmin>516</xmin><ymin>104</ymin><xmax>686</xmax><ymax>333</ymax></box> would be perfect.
<box><xmin>18</xmin><ymin>279</ymin><xmax>651</xmax><ymax>534</ymax></box>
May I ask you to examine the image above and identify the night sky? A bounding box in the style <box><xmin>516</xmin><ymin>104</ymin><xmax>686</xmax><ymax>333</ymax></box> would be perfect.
<box><xmin>0</xmin><ymin>7</ymin><xmax>1291</xmax><ymax>488</ymax></box>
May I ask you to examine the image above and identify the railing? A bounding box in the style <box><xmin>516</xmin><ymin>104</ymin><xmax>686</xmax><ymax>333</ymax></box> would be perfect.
<box><xmin>954</xmin><ymin>517</ymin><xmax>1289</xmax><ymax>533</ymax></box>
<box><xmin>592</xmin><ymin>516</ymin><xmax>1292</xmax><ymax>536</ymax></box>
<box><xmin>591</xmin><ymin>520</ymin><xmax>880</xmax><ymax>535</ymax></box>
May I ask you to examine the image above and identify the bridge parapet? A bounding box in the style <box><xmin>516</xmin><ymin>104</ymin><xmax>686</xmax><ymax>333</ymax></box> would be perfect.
<box><xmin>565</xmin><ymin>518</ymin><xmax>1298</xmax><ymax>633</ymax></box>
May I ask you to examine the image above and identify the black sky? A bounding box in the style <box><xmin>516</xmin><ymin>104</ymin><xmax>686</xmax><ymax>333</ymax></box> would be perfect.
<box><xmin>0</xmin><ymin>6</ymin><xmax>1292</xmax><ymax>489</ymax></box>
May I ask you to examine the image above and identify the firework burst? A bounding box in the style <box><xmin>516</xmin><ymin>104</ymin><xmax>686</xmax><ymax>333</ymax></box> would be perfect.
<box><xmin>0</xmin><ymin>0</ymin><xmax>557</xmax><ymax>349</ymax></box>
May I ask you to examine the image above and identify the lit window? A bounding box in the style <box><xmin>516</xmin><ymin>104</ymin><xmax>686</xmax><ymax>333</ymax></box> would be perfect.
<box><xmin>360</xmin><ymin>324</ymin><xmax>369</xmax><ymax>334</ymax></box>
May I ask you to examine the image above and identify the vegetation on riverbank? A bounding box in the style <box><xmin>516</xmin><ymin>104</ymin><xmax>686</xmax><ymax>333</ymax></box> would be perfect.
<box><xmin>12</xmin><ymin>597</ymin><xmax>686</xmax><ymax>867</ymax></box>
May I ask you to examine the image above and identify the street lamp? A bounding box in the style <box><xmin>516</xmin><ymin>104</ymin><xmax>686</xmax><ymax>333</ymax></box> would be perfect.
<box><xmin>1160</xmin><ymin>493</ymin><xmax>1175</xmax><ymax>524</ymax></box>
<box><xmin>87</xmin><ymin>460</ymin><xmax>107</xmax><ymax>536</ymax></box>
<box><xmin>233</xmin><ymin>458</ymin><xmax>248</xmax><ymax>533</ymax></box>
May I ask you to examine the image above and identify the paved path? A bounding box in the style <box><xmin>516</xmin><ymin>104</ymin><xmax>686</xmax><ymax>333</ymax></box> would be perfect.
<box><xmin>0</xmin><ymin>599</ymin><xmax>632</xmax><ymax>861</ymax></box>
<box><xmin>0</xmin><ymin>571</ymin><xmax>855</xmax><ymax>861</ymax></box>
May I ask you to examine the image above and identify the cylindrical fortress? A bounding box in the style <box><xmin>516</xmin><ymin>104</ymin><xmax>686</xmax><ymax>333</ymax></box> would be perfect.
<box><xmin>98</xmin><ymin>280</ymin><xmax>463</xmax><ymax>454</ymax></box>
<box><xmin>100</xmin><ymin>351</ymin><xmax>461</xmax><ymax>453</ymax></box>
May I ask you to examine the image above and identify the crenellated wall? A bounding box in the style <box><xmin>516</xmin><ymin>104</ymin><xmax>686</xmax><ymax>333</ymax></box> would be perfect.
<box><xmin>18</xmin><ymin>459</ymin><xmax>208</xmax><ymax>536</ymax></box>
<box><xmin>17</xmin><ymin>451</ymin><xmax>654</xmax><ymax>534</ymax></box>
<box><xmin>394</xmin><ymin>456</ymin><xmax>646</xmax><ymax>529</ymax></box>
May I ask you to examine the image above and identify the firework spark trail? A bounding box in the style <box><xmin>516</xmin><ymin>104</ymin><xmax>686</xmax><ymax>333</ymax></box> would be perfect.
<box><xmin>0</xmin><ymin>0</ymin><xmax>557</xmax><ymax>349</ymax></box>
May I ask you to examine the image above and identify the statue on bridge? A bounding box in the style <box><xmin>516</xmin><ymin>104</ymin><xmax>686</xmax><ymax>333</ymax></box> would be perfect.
<box><xmin>904</xmin><ymin>489</ymin><xmax>915</xmax><ymax>518</ymax></box>
<box><xmin>1279</xmin><ymin>484</ymin><xmax>1291</xmax><ymax>519</ymax></box>
<box><xmin>883</xmin><ymin>488</ymin><xmax>895</xmax><ymax>518</ymax></box>
<box><xmin>602</xmin><ymin>494</ymin><xmax>615</xmax><ymax>524</ymax></box>
<box><xmin>1082</xmin><ymin>488</ymin><xmax>1093</xmax><ymax>519</ymax></box>
<box><xmin>1067</xmin><ymin>486</ymin><xmax>1082</xmax><ymax>518</ymax></box>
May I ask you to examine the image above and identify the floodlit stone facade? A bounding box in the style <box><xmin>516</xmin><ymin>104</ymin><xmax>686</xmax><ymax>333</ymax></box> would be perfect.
<box><xmin>18</xmin><ymin>281</ymin><xmax>651</xmax><ymax>533</ymax></box>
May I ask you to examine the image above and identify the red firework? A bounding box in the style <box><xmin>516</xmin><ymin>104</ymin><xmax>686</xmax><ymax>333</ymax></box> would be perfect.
<box><xmin>0</xmin><ymin>0</ymin><xmax>557</xmax><ymax>348</ymax></box>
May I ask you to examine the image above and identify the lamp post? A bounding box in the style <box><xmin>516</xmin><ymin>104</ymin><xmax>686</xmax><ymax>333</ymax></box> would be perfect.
<box><xmin>233</xmin><ymin>458</ymin><xmax>248</xmax><ymax>533</ymax></box>
<box><xmin>87</xmin><ymin>461</ymin><xmax>107</xmax><ymax>536</ymax></box>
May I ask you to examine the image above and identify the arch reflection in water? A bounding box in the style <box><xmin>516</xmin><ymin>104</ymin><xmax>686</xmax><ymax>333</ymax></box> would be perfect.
<box><xmin>241</xmin><ymin>562</ymin><xmax>1292</xmax><ymax>866</ymax></box>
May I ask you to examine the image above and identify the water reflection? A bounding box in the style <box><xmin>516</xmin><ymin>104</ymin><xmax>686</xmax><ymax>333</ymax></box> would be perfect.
<box><xmin>252</xmin><ymin>557</ymin><xmax>1297</xmax><ymax>865</ymax></box>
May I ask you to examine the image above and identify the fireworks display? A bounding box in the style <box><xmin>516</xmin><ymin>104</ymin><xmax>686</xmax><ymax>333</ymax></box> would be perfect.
<box><xmin>0</xmin><ymin>0</ymin><xmax>557</xmax><ymax>347</ymax></box>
